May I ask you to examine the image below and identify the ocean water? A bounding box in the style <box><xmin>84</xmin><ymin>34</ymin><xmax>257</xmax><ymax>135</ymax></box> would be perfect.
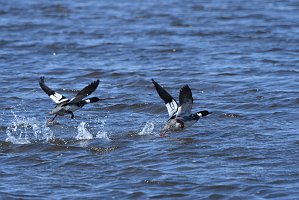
<box><xmin>1</xmin><ymin>0</ymin><xmax>299</xmax><ymax>199</ymax></box>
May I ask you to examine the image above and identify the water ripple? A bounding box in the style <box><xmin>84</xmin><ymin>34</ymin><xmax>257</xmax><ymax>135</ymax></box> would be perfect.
<box><xmin>0</xmin><ymin>0</ymin><xmax>299</xmax><ymax>199</ymax></box>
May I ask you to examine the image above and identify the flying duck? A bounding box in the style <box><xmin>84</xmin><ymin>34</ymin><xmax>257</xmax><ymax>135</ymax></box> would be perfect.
<box><xmin>152</xmin><ymin>79</ymin><xmax>210</xmax><ymax>136</ymax></box>
<box><xmin>39</xmin><ymin>76</ymin><xmax>100</xmax><ymax>121</ymax></box>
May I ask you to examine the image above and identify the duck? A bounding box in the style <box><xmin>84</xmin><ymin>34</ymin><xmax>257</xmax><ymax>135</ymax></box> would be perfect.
<box><xmin>39</xmin><ymin>76</ymin><xmax>100</xmax><ymax>121</ymax></box>
<box><xmin>152</xmin><ymin>79</ymin><xmax>210</xmax><ymax>136</ymax></box>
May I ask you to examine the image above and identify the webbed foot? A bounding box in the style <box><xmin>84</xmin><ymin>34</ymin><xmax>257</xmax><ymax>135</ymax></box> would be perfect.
<box><xmin>48</xmin><ymin>114</ymin><xmax>57</xmax><ymax>122</ymax></box>
<box><xmin>160</xmin><ymin>131</ymin><xmax>167</xmax><ymax>137</ymax></box>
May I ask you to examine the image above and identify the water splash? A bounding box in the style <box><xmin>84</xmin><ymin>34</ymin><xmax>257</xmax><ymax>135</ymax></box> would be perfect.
<box><xmin>95</xmin><ymin>118</ymin><xmax>110</xmax><ymax>141</ymax></box>
<box><xmin>75</xmin><ymin>122</ymin><xmax>93</xmax><ymax>140</ymax></box>
<box><xmin>96</xmin><ymin>131</ymin><xmax>110</xmax><ymax>140</ymax></box>
<box><xmin>138</xmin><ymin>121</ymin><xmax>155</xmax><ymax>135</ymax></box>
<box><xmin>6</xmin><ymin>112</ymin><xmax>54</xmax><ymax>144</ymax></box>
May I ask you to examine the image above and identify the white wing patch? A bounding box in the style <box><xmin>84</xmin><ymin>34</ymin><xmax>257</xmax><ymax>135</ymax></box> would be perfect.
<box><xmin>165</xmin><ymin>99</ymin><xmax>179</xmax><ymax>117</ymax></box>
<box><xmin>50</xmin><ymin>93</ymin><xmax>68</xmax><ymax>104</ymax></box>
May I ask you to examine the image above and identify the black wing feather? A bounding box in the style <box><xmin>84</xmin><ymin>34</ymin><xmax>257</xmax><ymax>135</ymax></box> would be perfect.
<box><xmin>39</xmin><ymin>76</ymin><xmax>55</xmax><ymax>96</ymax></box>
<box><xmin>69</xmin><ymin>80</ymin><xmax>100</xmax><ymax>103</ymax></box>
<box><xmin>152</xmin><ymin>79</ymin><xmax>179</xmax><ymax>117</ymax></box>
<box><xmin>177</xmin><ymin>85</ymin><xmax>193</xmax><ymax>116</ymax></box>
<box><xmin>152</xmin><ymin>79</ymin><xmax>174</xmax><ymax>104</ymax></box>
<box><xmin>39</xmin><ymin>76</ymin><xmax>68</xmax><ymax>104</ymax></box>
<box><xmin>179</xmin><ymin>85</ymin><xmax>193</xmax><ymax>106</ymax></box>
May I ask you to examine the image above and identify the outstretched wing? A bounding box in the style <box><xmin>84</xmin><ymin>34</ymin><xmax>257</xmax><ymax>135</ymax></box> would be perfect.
<box><xmin>39</xmin><ymin>76</ymin><xmax>68</xmax><ymax>104</ymax></box>
<box><xmin>69</xmin><ymin>80</ymin><xmax>100</xmax><ymax>103</ymax></box>
<box><xmin>177</xmin><ymin>85</ymin><xmax>193</xmax><ymax>117</ymax></box>
<box><xmin>152</xmin><ymin>79</ymin><xmax>179</xmax><ymax>117</ymax></box>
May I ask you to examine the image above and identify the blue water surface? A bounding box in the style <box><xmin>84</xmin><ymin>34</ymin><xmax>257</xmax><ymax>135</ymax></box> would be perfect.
<box><xmin>0</xmin><ymin>0</ymin><xmax>299</xmax><ymax>199</ymax></box>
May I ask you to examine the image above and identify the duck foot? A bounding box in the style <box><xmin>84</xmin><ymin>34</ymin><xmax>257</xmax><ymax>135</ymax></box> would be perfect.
<box><xmin>160</xmin><ymin>131</ymin><xmax>167</xmax><ymax>137</ymax></box>
<box><xmin>69</xmin><ymin>112</ymin><xmax>74</xmax><ymax>119</ymax></box>
<box><xmin>46</xmin><ymin>115</ymin><xmax>58</xmax><ymax>124</ymax></box>
<box><xmin>47</xmin><ymin>119</ymin><xmax>59</xmax><ymax>125</ymax></box>
<box><xmin>48</xmin><ymin>114</ymin><xmax>57</xmax><ymax>122</ymax></box>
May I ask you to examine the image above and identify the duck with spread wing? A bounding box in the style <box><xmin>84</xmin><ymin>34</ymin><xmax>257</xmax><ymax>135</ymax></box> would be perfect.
<box><xmin>152</xmin><ymin>79</ymin><xmax>210</xmax><ymax>136</ymax></box>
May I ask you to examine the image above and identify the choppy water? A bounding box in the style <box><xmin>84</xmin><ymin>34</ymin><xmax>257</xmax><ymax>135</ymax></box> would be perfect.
<box><xmin>1</xmin><ymin>0</ymin><xmax>299</xmax><ymax>199</ymax></box>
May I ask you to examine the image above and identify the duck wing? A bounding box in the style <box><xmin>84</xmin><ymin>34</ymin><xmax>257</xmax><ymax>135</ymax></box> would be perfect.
<box><xmin>177</xmin><ymin>85</ymin><xmax>193</xmax><ymax>117</ymax></box>
<box><xmin>152</xmin><ymin>79</ymin><xmax>179</xmax><ymax>118</ymax></box>
<box><xmin>39</xmin><ymin>76</ymin><xmax>69</xmax><ymax>104</ymax></box>
<box><xmin>69</xmin><ymin>80</ymin><xmax>100</xmax><ymax>103</ymax></box>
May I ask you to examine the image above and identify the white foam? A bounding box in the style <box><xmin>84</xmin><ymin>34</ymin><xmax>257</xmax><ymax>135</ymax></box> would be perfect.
<box><xmin>75</xmin><ymin>122</ymin><xmax>93</xmax><ymax>140</ymax></box>
<box><xmin>138</xmin><ymin>121</ymin><xmax>155</xmax><ymax>135</ymax></box>
<box><xmin>95</xmin><ymin>131</ymin><xmax>110</xmax><ymax>141</ymax></box>
<box><xmin>6</xmin><ymin>112</ymin><xmax>54</xmax><ymax>144</ymax></box>
<box><xmin>95</xmin><ymin>118</ymin><xmax>110</xmax><ymax>141</ymax></box>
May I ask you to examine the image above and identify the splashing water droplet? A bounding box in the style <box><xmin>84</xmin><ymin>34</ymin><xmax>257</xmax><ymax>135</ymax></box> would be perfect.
<box><xmin>96</xmin><ymin>131</ymin><xmax>110</xmax><ymax>141</ymax></box>
<box><xmin>76</xmin><ymin>122</ymin><xmax>93</xmax><ymax>140</ymax></box>
<box><xmin>95</xmin><ymin>119</ymin><xmax>110</xmax><ymax>141</ymax></box>
<box><xmin>138</xmin><ymin>121</ymin><xmax>155</xmax><ymax>135</ymax></box>
<box><xmin>6</xmin><ymin>112</ymin><xmax>54</xmax><ymax>144</ymax></box>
